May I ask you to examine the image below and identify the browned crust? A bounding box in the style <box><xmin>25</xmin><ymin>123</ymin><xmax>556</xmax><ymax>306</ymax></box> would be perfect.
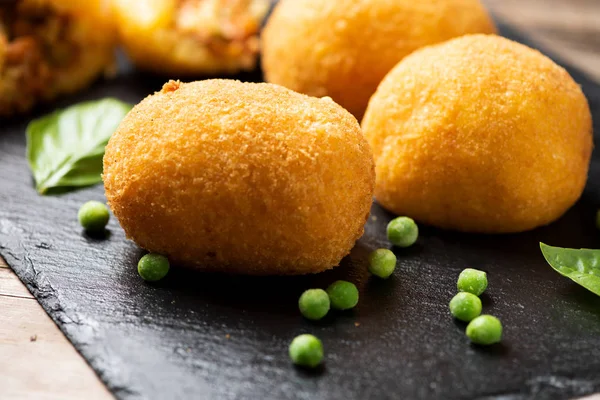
<box><xmin>104</xmin><ymin>80</ymin><xmax>376</xmax><ymax>274</ymax></box>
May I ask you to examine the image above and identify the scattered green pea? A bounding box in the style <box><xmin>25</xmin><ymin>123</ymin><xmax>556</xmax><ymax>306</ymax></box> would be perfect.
<box><xmin>449</xmin><ymin>292</ymin><xmax>482</xmax><ymax>322</ymax></box>
<box><xmin>289</xmin><ymin>334</ymin><xmax>323</xmax><ymax>368</ymax></box>
<box><xmin>298</xmin><ymin>289</ymin><xmax>330</xmax><ymax>320</ymax></box>
<box><xmin>78</xmin><ymin>201</ymin><xmax>109</xmax><ymax>232</ymax></box>
<box><xmin>138</xmin><ymin>253</ymin><xmax>170</xmax><ymax>282</ymax></box>
<box><xmin>326</xmin><ymin>280</ymin><xmax>359</xmax><ymax>310</ymax></box>
<box><xmin>368</xmin><ymin>249</ymin><xmax>397</xmax><ymax>279</ymax></box>
<box><xmin>466</xmin><ymin>315</ymin><xmax>503</xmax><ymax>345</ymax></box>
<box><xmin>387</xmin><ymin>217</ymin><xmax>418</xmax><ymax>248</ymax></box>
<box><xmin>457</xmin><ymin>268</ymin><xmax>488</xmax><ymax>296</ymax></box>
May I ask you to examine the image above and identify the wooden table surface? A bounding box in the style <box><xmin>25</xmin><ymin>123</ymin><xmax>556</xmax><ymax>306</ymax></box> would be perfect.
<box><xmin>1</xmin><ymin>0</ymin><xmax>599</xmax><ymax>399</ymax></box>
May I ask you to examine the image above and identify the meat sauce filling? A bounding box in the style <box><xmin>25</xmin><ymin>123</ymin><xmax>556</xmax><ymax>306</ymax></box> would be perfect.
<box><xmin>0</xmin><ymin>0</ymin><xmax>78</xmax><ymax>114</ymax></box>
<box><xmin>176</xmin><ymin>0</ymin><xmax>265</xmax><ymax>67</ymax></box>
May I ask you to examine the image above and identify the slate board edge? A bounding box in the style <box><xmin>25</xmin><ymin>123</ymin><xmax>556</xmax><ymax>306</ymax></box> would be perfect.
<box><xmin>0</xmin><ymin>238</ymin><xmax>136</xmax><ymax>397</ymax></box>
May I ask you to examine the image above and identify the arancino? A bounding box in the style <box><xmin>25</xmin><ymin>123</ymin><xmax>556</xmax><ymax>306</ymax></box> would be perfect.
<box><xmin>362</xmin><ymin>34</ymin><xmax>593</xmax><ymax>233</ymax></box>
<box><xmin>0</xmin><ymin>0</ymin><xmax>116</xmax><ymax>115</ymax></box>
<box><xmin>261</xmin><ymin>0</ymin><xmax>496</xmax><ymax>118</ymax></box>
<box><xmin>103</xmin><ymin>79</ymin><xmax>375</xmax><ymax>274</ymax></box>
<box><xmin>111</xmin><ymin>0</ymin><xmax>271</xmax><ymax>76</ymax></box>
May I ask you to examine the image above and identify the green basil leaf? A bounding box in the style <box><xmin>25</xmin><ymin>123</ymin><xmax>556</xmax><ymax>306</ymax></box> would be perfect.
<box><xmin>26</xmin><ymin>98</ymin><xmax>133</xmax><ymax>194</ymax></box>
<box><xmin>540</xmin><ymin>242</ymin><xmax>600</xmax><ymax>296</ymax></box>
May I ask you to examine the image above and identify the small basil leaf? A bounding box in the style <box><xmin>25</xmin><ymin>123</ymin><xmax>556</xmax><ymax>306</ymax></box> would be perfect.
<box><xmin>540</xmin><ymin>242</ymin><xmax>600</xmax><ymax>296</ymax></box>
<box><xmin>26</xmin><ymin>98</ymin><xmax>132</xmax><ymax>194</ymax></box>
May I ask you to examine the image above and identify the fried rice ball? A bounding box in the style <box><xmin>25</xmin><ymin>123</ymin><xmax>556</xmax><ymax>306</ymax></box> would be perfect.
<box><xmin>362</xmin><ymin>34</ymin><xmax>593</xmax><ymax>233</ymax></box>
<box><xmin>0</xmin><ymin>0</ymin><xmax>116</xmax><ymax>116</ymax></box>
<box><xmin>261</xmin><ymin>0</ymin><xmax>496</xmax><ymax>118</ymax></box>
<box><xmin>112</xmin><ymin>0</ymin><xmax>271</xmax><ymax>76</ymax></box>
<box><xmin>104</xmin><ymin>79</ymin><xmax>375</xmax><ymax>275</ymax></box>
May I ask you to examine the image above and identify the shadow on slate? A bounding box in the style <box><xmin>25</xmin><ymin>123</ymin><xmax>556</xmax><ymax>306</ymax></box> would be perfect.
<box><xmin>2</xmin><ymin>23</ymin><xmax>600</xmax><ymax>400</ymax></box>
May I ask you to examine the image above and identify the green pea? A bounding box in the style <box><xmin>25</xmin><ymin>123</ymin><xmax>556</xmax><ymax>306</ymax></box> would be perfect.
<box><xmin>138</xmin><ymin>253</ymin><xmax>170</xmax><ymax>282</ymax></box>
<box><xmin>449</xmin><ymin>292</ymin><xmax>482</xmax><ymax>322</ymax></box>
<box><xmin>387</xmin><ymin>217</ymin><xmax>418</xmax><ymax>248</ymax></box>
<box><xmin>78</xmin><ymin>201</ymin><xmax>109</xmax><ymax>232</ymax></box>
<box><xmin>289</xmin><ymin>334</ymin><xmax>323</xmax><ymax>368</ymax></box>
<box><xmin>298</xmin><ymin>289</ymin><xmax>330</xmax><ymax>320</ymax></box>
<box><xmin>466</xmin><ymin>315</ymin><xmax>503</xmax><ymax>345</ymax></box>
<box><xmin>457</xmin><ymin>268</ymin><xmax>488</xmax><ymax>296</ymax></box>
<box><xmin>326</xmin><ymin>280</ymin><xmax>358</xmax><ymax>310</ymax></box>
<box><xmin>368</xmin><ymin>249</ymin><xmax>397</xmax><ymax>279</ymax></box>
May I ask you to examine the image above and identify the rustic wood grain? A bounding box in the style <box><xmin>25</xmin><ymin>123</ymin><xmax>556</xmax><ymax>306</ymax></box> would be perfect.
<box><xmin>0</xmin><ymin>265</ymin><xmax>33</xmax><ymax>299</ymax></box>
<box><xmin>0</xmin><ymin>258</ymin><xmax>113</xmax><ymax>400</ymax></box>
<box><xmin>0</xmin><ymin>0</ymin><xmax>598</xmax><ymax>398</ymax></box>
<box><xmin>577</xmin><ymin>395</ymin><xmax>600</xmax><ymax>400</ymax></box>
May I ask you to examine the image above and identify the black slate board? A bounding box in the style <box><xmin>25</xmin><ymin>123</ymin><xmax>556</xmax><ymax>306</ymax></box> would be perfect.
<box><xmin>2</xmin><ymin>24</ymin><xmax>600</xmax><ymax>400</ymax></box>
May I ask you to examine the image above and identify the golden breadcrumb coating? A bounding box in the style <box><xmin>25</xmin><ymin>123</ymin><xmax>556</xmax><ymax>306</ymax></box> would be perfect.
<box><xmin>362</xmin><ymin>34</ymin><xmax>593</xmax><ymax>233</ymax></box>
<box><xmin>262</xmin><ymin>0</ymin><xmax>496</xmax><ymax>119</ymax></box>
<box><xmin>104</xmin><ymin>79</ymin><xmax>375</xmax><ymax>274</ymax></box>
<box><xmin>112</xmin><ymin>0</ymin><xmax>270</xmax><ymax>76</ymax></box>
<box><xmin>0</xmin><ymin>0</ymin><xmax>116</xmax><ymax>116</ymax></box>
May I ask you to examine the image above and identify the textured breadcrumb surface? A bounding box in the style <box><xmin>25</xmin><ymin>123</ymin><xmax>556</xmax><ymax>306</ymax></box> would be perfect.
<box><xmin>104</xmin><ymin>79</ymin><xmax>375</xmax><ymax>274</ymax></box>
<box><xmin>362</xmin><ymin>34</ymin><xmax>593</xmax><ymax>233</ymax></box>
<box><xmin>262</xmin><ymin>0</ymin><xmax>496</xmax><ymax>119</ymax></box>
